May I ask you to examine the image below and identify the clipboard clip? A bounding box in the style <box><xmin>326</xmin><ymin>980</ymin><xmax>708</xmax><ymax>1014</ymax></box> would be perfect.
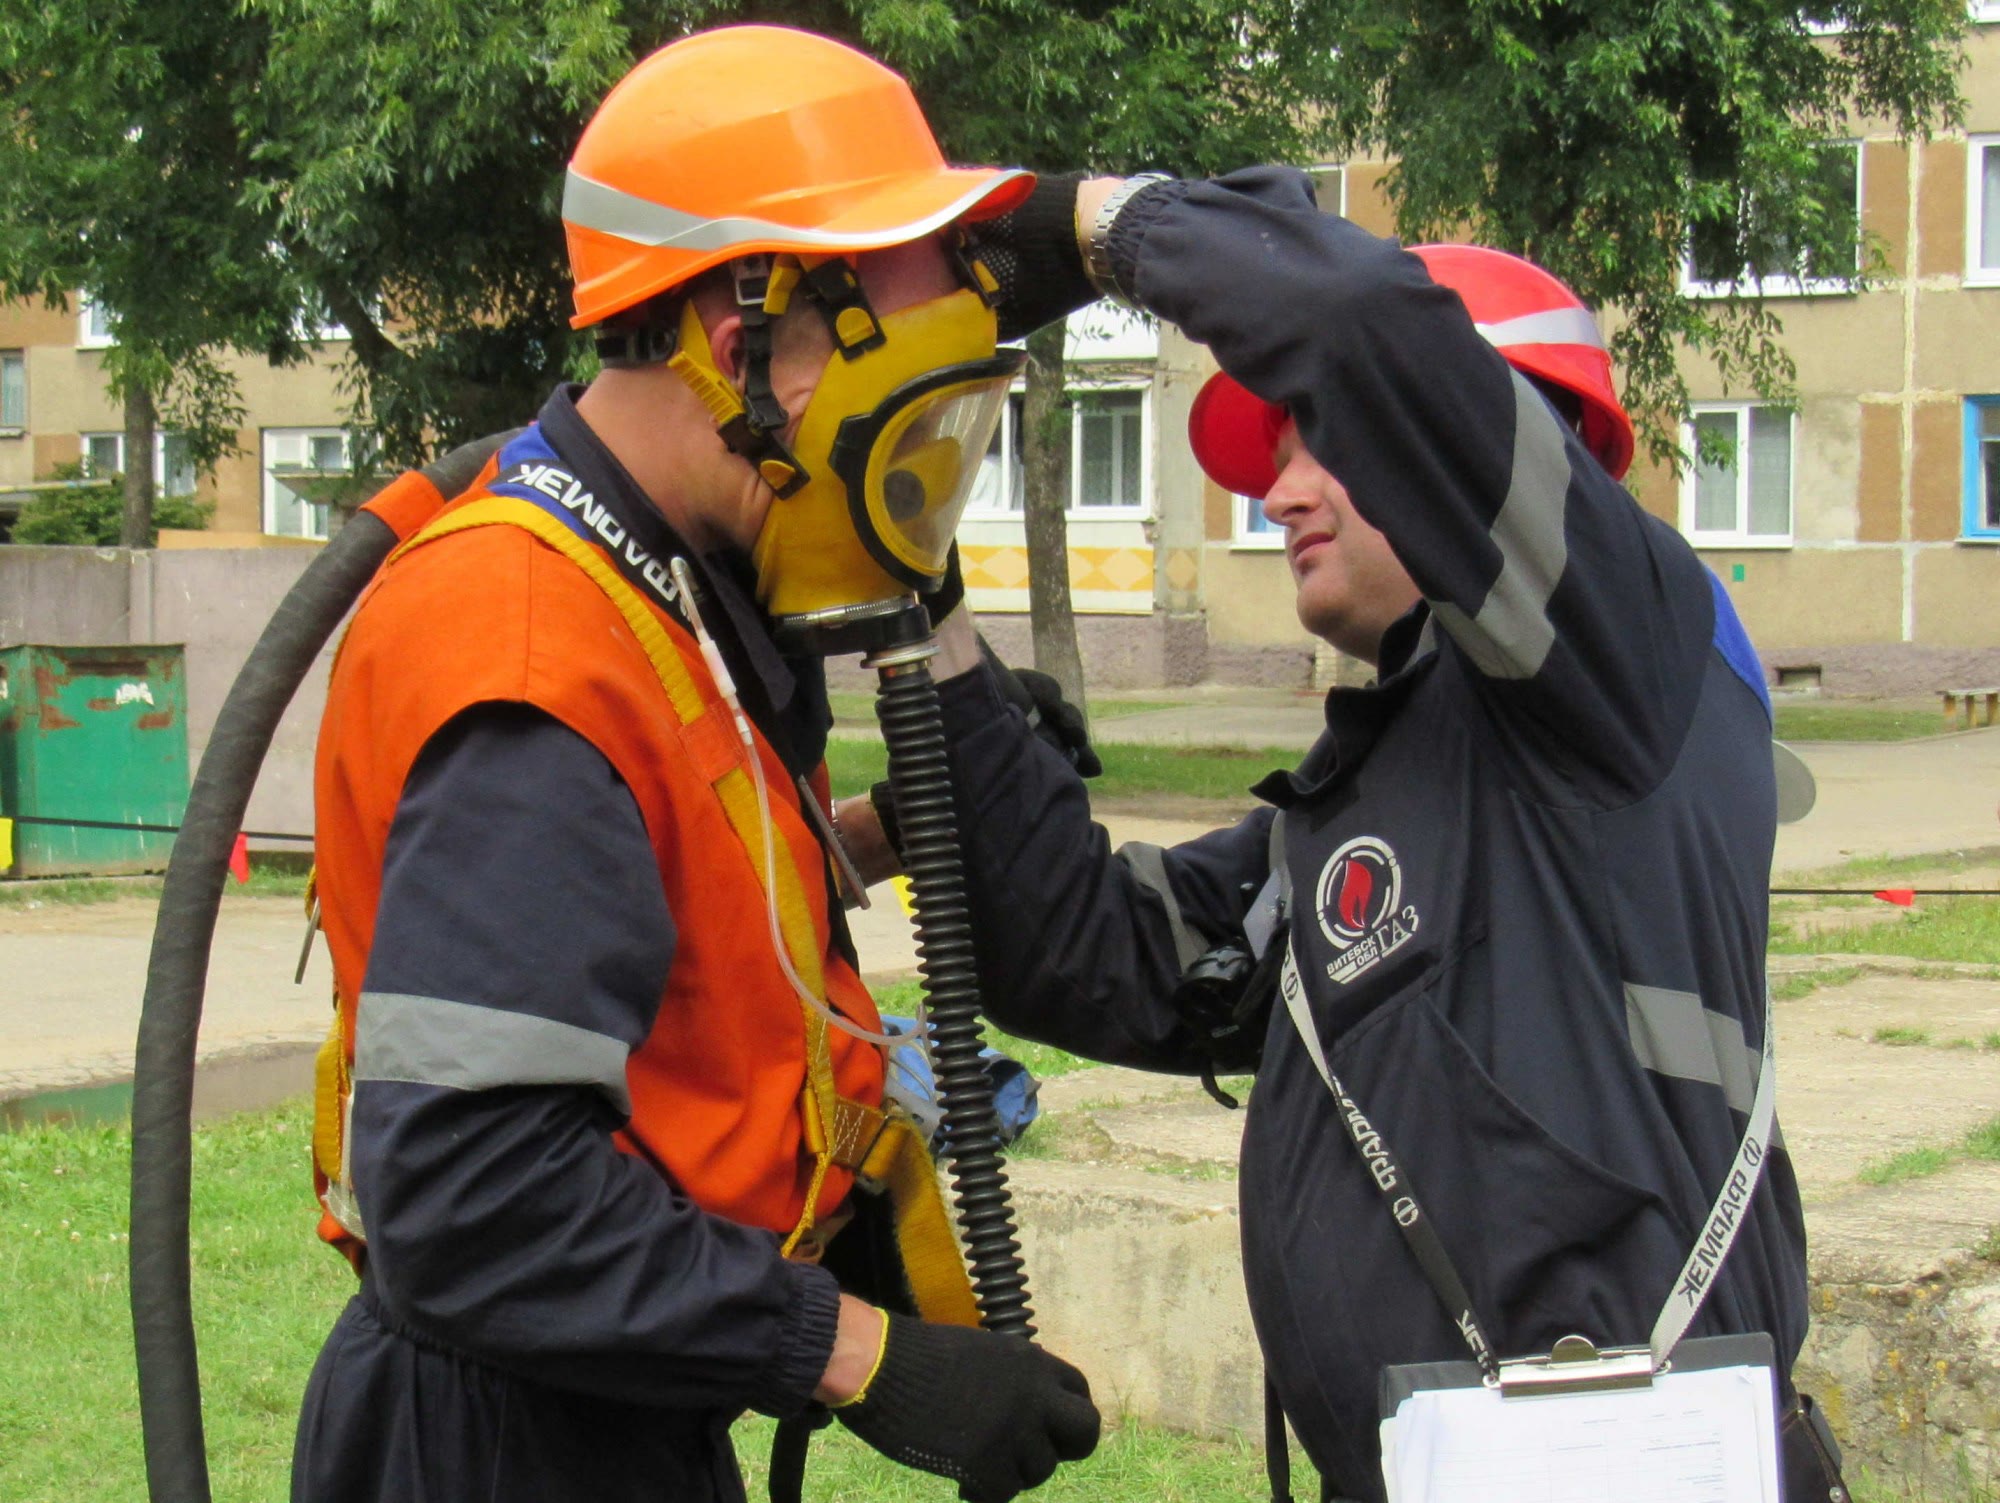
<box><xmin>1498</xmin><ymin>1335</ymin><xmax>1657</xmax><ymax>1398</ymax></box>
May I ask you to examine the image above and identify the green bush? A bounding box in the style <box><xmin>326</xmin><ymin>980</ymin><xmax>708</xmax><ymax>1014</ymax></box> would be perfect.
<box><xmin>12</xmin><ymin>462</ymin><xmax>210</xmax><ymax>546</ymax></box>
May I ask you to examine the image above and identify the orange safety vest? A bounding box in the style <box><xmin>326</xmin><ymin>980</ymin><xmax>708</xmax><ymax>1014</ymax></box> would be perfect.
<box><xmin>310</xmin><ymin>475</ymin><xmax>888</xmax><ymax>1263</ymax></box>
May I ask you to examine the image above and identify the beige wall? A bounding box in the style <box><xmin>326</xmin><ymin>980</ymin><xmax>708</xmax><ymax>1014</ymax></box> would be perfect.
<box><xmin>1201</xmin><ymin>541</ymin><xmax>1299</xmax><ymax>648</ymax></box>
<box><xmin>1703</xmin><ymin>549</ymin><xmax>1905</xmax><ymax>644</ymax></box>
<box><xmin>0</xmin><ymin>293</ymin><xmax>351</xmax><ymax>535</ymax></box>
<box><xmin>1912</xmin><ymin>545</ymin><xmax>2000</xmax><ymax>646</ymax></box>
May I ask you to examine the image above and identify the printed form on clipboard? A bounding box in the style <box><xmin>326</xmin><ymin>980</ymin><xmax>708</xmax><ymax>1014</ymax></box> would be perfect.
<box><xmin>1277</xmin><ymin>938</ymin><xmax>1786</xmax><ymax>1503</ymax></box>
<box><xmin>1378</xmin><ymin>1335</ymin><xmax>1781</xmax><ymax>1503</ymax></box>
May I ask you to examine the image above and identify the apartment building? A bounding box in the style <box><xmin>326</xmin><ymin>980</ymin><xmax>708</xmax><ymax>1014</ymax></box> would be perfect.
<box><xmin>0</xmin><ymin>295</ymin><xmax>355</xmax><ymax>544</ymax></box>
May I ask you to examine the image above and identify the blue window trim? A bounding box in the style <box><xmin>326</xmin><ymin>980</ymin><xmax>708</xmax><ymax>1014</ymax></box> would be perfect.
<box><xmin>1965</xmin><ymin>396</ymin><xmax>2000</xmax><ymax>541</ymax></box>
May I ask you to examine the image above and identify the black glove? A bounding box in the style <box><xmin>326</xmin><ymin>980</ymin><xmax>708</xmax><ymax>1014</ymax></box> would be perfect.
<box><xmin>834</xmin><ymin>1315</ymin><xmax>1100</xmax><ymax>1503</ymax></box>
<box><xmin>966</xmin><ymin>171</ymin><xmax>1099</xmax><ymax>342</ymax></box>
<box><xmin>980</xmin><ymin>636</ymin><xmax>1102</xmax><ymax>778</ymax></box>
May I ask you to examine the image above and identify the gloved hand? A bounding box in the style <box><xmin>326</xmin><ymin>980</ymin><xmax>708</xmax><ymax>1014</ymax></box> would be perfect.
<box><xmin>965</xmin><ymin>171</ymin><xmax>1099</xmax><ymax>342</ymax></box>
<box><xmin>980</xmin><ymin>637</ymin><xmax>1102</xmax><ymax>778</ymax></box>
<box><xmin>834</xmin><ymin>1314</ymin><xmax>1100</xmax><ymax>1503</ymax></box>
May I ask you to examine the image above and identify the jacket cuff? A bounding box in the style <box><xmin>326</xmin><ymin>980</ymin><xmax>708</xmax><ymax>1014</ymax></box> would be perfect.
<box><xmin>936</xmin><ymin>661</ymin><xmax>1013</xmax><ymax>744</ymax></box>
<box><xmin>1105</xmin><ymin>178</ymin><xmax>1190</xmax><ymax>310</ymax></box>
<box><xmin>747</xmin><ymin>1259</ymin><xmax>842</xmax><ymax>1418</ymax></box>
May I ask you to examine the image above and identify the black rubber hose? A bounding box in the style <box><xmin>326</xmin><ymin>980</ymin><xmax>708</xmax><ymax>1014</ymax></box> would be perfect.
<box><xmin>129</xmin><ymin>510</ymin><xmax>396</xmax><ymax>1502</ymax></box>
<box><xmin>874</xmin><ymin>656</ymin><xmax>1035</xmax><ymax>1339</ymax></box>
<box><xmin>129</xmin><ymin>433</ymin><xmax>510</xmax><ymax>1503</ymax></box>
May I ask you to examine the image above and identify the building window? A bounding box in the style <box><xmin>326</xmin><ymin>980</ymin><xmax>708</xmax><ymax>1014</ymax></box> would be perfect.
<box><xmin>1685</xmin><ymin>145</ymin><xmax>1860</xmax><ymax>296</ymax></box>
<box><xmin>1</xmin><ymin>351</ymin><xmax>24</xmax><ymax>430</ymax></box>
<box><xmin>1682</xmin><ymin>405</ymin><xmax>1794</xmax><ymax>546</ymax></box>
<box><xmin>1974</xmin><ymin>2</ymin><xmax>2000</xmax><ymax>24</ymax></box>
<box><xmin>263</xmin><ymin>427</ymin><xmax>351</xmax><ymax>538</ymax></box>
<box><xmin>77</xmin><ymin>293</ymin><xmax>116</xmax><ymax>349</ymax></box>
<box><xmin>969</xmin><ymin>386</ymin><xmax>1150</xmax><ymax>514</ymax></box>
<box><xmin>1966</xmin><ymin>398</ymin><xmax>2000</xmax><ymax>540</ymax></box>
<box><xmin>1075</xmin><ymin>390</ymin><xmax>1145</xmax><ymax>510</ymax></box>
<box><xmin>1235</xmin><ymin>493</ymin><xmax>1285</xmax><ymax>547</ymax></box>
<box><xmin>1970</xmin><ymin>136</ymin><xmax>2000</xmax><ymax>287</ymax></box>
<box><xmin>79</xmin><ymin>432</ymin><xmax>198</xmax><ymax>496</ymax></box>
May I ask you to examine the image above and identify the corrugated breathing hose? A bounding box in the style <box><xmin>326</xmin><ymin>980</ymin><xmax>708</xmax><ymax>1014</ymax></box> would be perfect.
<box><xmin>129</xmin><ymin>434</ymin><xmax>509</xmax><ymax>1503</ymax></box>
<box><xmin>870</xmin><ymin>645</ymin><xmax>1035</xmax><ymax>1339</ymax></box>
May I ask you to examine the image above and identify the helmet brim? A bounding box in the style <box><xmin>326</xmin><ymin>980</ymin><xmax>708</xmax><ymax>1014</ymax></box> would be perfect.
<box><xmin>1187</xmin><ymin>371</ymin><xmax>1288</xmax><ymax>500</ymax></box>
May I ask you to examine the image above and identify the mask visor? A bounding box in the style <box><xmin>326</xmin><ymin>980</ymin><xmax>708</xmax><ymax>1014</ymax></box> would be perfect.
<box><xmin>835</xmin><ymin>352</ymin><xmax>1024</xmax><ymax>588</ymax></box>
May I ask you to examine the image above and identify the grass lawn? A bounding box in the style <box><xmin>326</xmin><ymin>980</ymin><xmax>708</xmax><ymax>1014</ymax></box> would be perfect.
<box><xmin>824</xmin><ymin>738</ymin><xmax>1287</xmax><ymax>807</ymax></box>
<box><xmin>1</xmin><ymin>1103</ymin><xmax>1280</xmax><ymax>1501</ymax></box>
<box><xmin>871</xmin><ymin>977</ymin><xmax>1094</xmax><ymax>1080</ymax></box>
<box><xmin>0</xmin><ymin>860</ymin><xmax>312</xmax><ymax>908</ymax></box>
<box><xmin>1771</xmin><ymin>703</ymin><xmax>1951</xmax><ymax>742</ymax></box>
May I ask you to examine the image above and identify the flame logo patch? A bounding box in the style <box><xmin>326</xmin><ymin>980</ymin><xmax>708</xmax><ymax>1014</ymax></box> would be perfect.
<box><xmin>1313</xmin><ymin>836</ymin><xmax>1419</xmax><ymax>985</ymax></box>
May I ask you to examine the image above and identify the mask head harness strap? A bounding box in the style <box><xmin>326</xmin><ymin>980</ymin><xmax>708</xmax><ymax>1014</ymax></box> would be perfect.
<box><xmin>593</xmin><ymin>235</ymin><xmax>1003</xmax><ymax>502</ymax></box>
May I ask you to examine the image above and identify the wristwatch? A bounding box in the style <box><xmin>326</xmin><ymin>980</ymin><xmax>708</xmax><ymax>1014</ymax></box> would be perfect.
<box><xmin>1080</xmin><ymin>173</ymin><xmax>1172</xmax><ymax>302</ymax></box>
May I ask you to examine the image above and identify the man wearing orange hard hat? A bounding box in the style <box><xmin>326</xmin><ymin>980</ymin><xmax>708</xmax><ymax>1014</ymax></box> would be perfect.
<box><xmin>898</xmin><ymin>172</ymin><xmax>1844</xmax><ymax>1503</ymax></box>
<box><xmin>290</xmin><ymin>26</ymin><xmax>1100</xmax><ymax>1503</ymax></box>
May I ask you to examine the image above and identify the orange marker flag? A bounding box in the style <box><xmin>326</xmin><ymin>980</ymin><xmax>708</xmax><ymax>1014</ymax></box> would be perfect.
<box><xmin>1872</xmin><ymin>889</ymin><xmax>1915</xmax><ymax>908</ymax></box>
<box><xmin>228</xmin><ymin>832</ymin><xmax>251</xmax><ymax>885</ymax></box>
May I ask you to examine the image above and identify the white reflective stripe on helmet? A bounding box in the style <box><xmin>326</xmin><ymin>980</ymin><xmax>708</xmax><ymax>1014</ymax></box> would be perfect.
<box><xmin>1473</xmin><ymin>305</ymin><xmax>1606</xmax><ymax>352</ymax></box>
<box><xmin>563</xmin><ymin>168</ymin><xmax>1032</xmax><ymax>253</ymax></box>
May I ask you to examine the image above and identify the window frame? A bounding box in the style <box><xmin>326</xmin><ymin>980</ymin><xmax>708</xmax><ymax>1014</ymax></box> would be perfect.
<box><xmin>1679</xmin><ymin>403</ymin><xmax>1798</xmax><ymax>549</ymax></box>
<box><xmin>1682</xmin><ymin>143</ymin><xmax>1863</xmax><ymax>299</ymax></box>
<box><xmin>963</xmin><ymin>380</ymin><xmax>1153</xmax><ymax>518</ymax></box>
<box><xmin>1967</xmin><ymin>134</ymin><xmax>2000</xmax><ymax>288</ymax></box>
<box><xmin>77</xmin><ymin>293</ymin><xmax>116</xmax><ymax>349</ymax></box>
<box><xmin>1066</xmin><ymin>382</ymin><xmax>1150</xmax><ymax>516</ymax></box>
<box><xmin>0</xmin><ymin>350</ymin><xmax>24</xmax><ymax>432</ymax></box>
<box><xmin>1964</xmin><ymin>397</ymin><xmax>2000</xmax><ymax>542</ymax></box>
<box><xmin>78</xmin><ymin>431</ymin><xmax>198</xmax><ymax>496</ymax></box>
<box><xmin>1233</xmin><ymin>490</ymin><xmax>1285</xmax><ymax>549</ymax></box>
<box><xmin>262</xmin><ymin>426</ymin><xmax>353</xmax><ymax>538</ymax></box>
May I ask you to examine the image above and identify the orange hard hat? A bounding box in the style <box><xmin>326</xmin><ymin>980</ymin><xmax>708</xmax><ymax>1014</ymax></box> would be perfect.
<box><xmin>562</xmin><ymin>25</ymin><xmax>1034</xmax><ymax>329</ymax></box>
<box><xmin>1187</xmin><ymin>242</ymin><xmax>1635</xmax><ymax>498</ymax></box>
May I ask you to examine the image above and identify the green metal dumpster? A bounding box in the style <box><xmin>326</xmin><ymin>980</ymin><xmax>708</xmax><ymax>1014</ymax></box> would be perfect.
<box><xmin>0</xmin><ymin>644</ymin><xmax>190</xmax><ymax>877</ymax></box>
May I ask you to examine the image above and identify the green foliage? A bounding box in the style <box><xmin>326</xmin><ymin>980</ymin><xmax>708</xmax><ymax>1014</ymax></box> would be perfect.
<box><xmin>2</xmin><ymin>1</ymin><xmax>1965</xmax><ymax>471</ymax></box>
<box><xmin>11</xmin><ymin>463</ymin><xmax>210</xmax><ymax>546</ymax></box>
<box><xmin>1298</xmin><ymin>0</ymin><xmax>1965</xmax><ymax>461</ymax></box>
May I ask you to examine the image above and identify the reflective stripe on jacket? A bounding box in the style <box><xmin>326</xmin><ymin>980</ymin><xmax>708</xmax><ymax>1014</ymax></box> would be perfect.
<box><xmin>312</xmin><ymin>473</ymin><xmax>886</xmax><ymax>1255</ymax></box>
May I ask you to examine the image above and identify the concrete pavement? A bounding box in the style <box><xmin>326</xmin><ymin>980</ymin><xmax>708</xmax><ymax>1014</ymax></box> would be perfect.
<box><xmin>3</xmin><ymin>722</ymin><xmax>1995</xmax><ymax>1101</ymax></box>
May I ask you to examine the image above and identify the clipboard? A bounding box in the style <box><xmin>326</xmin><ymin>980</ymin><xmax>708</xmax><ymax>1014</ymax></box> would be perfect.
<box><xmin>1379</xmin><ymin>1334</ymin><xmax>1780</xmax><ymax>1503</ymax></box>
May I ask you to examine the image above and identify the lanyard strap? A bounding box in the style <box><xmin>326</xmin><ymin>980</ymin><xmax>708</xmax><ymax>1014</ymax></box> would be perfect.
<box><xmin>1649</xmin><ymin>1001</ymin><xmax>1776</xmax><ymax>1366</ymax></box>
<box><xmin>1278</xmin><ymin>942</ymin><xmax>1500</xmax><ymax>1380</ymax></box>
<box><xmin>1279</xmin><ymin>937</ymin><xmax>1776</xmax><ymax>1376</ymax></box>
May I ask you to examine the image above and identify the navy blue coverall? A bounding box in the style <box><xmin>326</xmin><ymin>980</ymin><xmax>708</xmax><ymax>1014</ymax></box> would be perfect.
<box><xmin>935</xmin><ymin>169</ymin><xmax>1811</xmax><ymax>1502</ymax></box>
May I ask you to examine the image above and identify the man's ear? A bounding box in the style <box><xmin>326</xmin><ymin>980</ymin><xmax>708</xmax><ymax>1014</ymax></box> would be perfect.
<box><xmin>704</xmin><ymin>310</ymin><xmax>745</xmax><ymax>385</ymax></box>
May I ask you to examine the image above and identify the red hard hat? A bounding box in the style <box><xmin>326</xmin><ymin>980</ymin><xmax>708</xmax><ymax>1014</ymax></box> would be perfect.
<box><xmin>1187</xmin><ymin>242</ymin><xmax>1635</xmax><ymax>499</ymax></box>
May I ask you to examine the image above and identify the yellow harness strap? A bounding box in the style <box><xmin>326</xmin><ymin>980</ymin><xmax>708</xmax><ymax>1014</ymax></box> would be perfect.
<box><xmin>380</xmin><ymin>497</ymin><xmax>981</xmax><ymax>1329</ymax></box>
<box><xmin>388</xmin><ymin>498</ymin><xmax>839</xmax><ymax>1252</ymax></box>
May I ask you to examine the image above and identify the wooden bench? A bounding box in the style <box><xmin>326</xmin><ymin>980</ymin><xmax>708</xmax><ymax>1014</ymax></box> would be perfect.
<box><xmin>1940</xmin><ymin>687</ymin><xmax>2000</xmax><ymax>730</ymax></box>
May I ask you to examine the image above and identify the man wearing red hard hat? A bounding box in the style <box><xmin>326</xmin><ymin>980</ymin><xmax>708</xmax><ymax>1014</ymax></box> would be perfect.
<box><xmin>889</xmin><ymin>170</ymin><xmax>1843</xmax><ymax>1503</ymax></box>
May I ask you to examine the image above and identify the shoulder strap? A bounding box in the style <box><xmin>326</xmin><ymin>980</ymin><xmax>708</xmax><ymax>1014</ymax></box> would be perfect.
<box><xmin>395</xmin><ymin>496</ymin><xmax>842</xmax><ymax>1254</ymax></box>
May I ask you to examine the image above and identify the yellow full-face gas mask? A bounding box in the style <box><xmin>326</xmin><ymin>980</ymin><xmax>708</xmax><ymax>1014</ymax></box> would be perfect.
<box><xmin>665</xmin><ymin>254</ymin><xmax>1023</xmax><ymax>630</ymax></box>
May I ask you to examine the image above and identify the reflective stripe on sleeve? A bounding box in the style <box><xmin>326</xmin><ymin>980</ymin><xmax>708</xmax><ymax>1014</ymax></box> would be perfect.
<box><xmin>1623</xmin><ymin>981</ymin><xmax>1761</xmax><ymax>1117</ymax></box>
<box><xmin>1117</xmin><ymin>841</ymin><xmax>1206</xmax><ymax>971</ymax></box>
<box><xmin>1428</xmin><ymin>371</ymin><xmax>1571</xmax><ymax>680</ymax></box>
<box><xmin>355</xmin><ymin>990</ymin><xmax>633</xmax><ymax>1118</ymax></box>
<box><xmin>1474</xmin><ymin>306</ymin><xmax>1606</xmax><ymax>352</ymax></box>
